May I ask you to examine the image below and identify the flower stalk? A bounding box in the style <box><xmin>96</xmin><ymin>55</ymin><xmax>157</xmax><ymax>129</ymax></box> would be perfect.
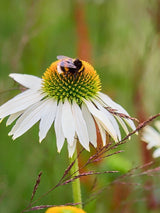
<box><xmin>69</xmin><ymin>144</ymin><xmax>82</xmax><ymax>209</ymax></box>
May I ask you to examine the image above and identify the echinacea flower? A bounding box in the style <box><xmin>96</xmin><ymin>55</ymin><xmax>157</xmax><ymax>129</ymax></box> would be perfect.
<box><xmin>142</xmin><ymin>121</ymin><xmax>160</xmax><ymax>158</ymax></box>
<box><xmin>45</xmin><ymin>206</ymin><xmax>86</xmax><ymax>213</ymax></box>
<box><xmin>0</xmin><ymin>56</ymin><xmax>136</xmax><ymax>157</ymax></box>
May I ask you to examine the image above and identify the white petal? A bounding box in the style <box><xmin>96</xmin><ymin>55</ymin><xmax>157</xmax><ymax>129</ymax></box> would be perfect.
<box><xmin>95</xmin><ymin>119</ymin><xmax>106</xmax><ymax>146</ymax></box>
<box><xmin>155</xmin><ymin>121</ymin><xmax>160</xmax><ymax>132</ymax></box>
<box><xmin>105</xmin><ymin>111</ymin><xmax>121</xmax><ymax>140</ymax></box>
<box><xmin>82</xmin><ymin>103</ymin><xmax>97</xmax><ymax>147</ymax></box>
<box><xmin>72</xmin><ymin>102</ymin><xmax>90</xmax><ymax>151</ymax></box>
<box><xmin>146</xmin><ymin>142</ymin><xmax>156</xmax><ymax>150</ymax></box>
<box><xmin>62</xmin><ymin>100</ymin><xmax>76</xmax><ymax>146</ymax></box>
<box><xmin>39</xmin><ymin>99</ymin><xmax>57</xmax><ymax>142</ymax></box>
<box><xmin>142</xmin><ymin>132</ymin><xmax>155</xmax><ymax>145</ymax></box>
<box><xmin>153</xmin><ymin>148</ymin><xmax>160</xmax><ymax>158</ymax></box>
<box><xmin>142</xmin><ymin>126</ymin><xmax>160</xmax><ymax>147</ymax></box>
<box><xmin>84</xmin><ymin>99</ymin><xmax>118</xmax><ymax>142</ymax></box>
<box><xmin>142</xmin><ymin>125</ymin><xmax>160</xmax><ymax>158</ymax></box>
<box><xmin>54</xmin><ymin>102</ymin><xmax>65</xmax><ymax>152</ymax></box>
<box><xmin>95</xmin><ymin>96</ymin><xmax>130</xmax><ymax>138</ymax></box>
<box><xmin>98</xmin><ymin>92</ymin><xmax>136</xmax><ymax>131</ymax></box>
<box><xmin>6</xmin><ymin>111</ymin><xmax>24</xmax><ymax>126</ymax></box>
<box><xmin>116</xmin><ymin>116</ymin><xmax>129</xmax><ymax>136</ymax></box>
<box><xmin>98</xmin><ymin>92</ymin><xmax>129</xmax><ymax>114</ymax></box>
<box><xmin>123</xmin><ymin>118</ymin><xmax>136</xmax><ymax>132</ymax></box>
<box><xmin>68</xmin><ymin>138</ymin><xmax>77</xmax><ymax>158</ymax></box>
<box><xmin>9</xmin><ymin>99</ymin><xmax>49</xmax><ymax>139</ymax></box>
<box><xmin>0</xmin><ymin>89</ymin><xmax>44</xmax><ymax>119</ymax></box>
<box><xmin>142</xmin><ymin>135</ymin><xmax>157</xmax><ymax>149</ymax></box>
<box><xmin>9</xmin><ymin>73</ymin><xmax>42</xmax><ymax>90</ymax></box>
<box><xmin>93</xmin><ymin>99</ymin><xmax>121</xmax><ymax>141</ymax></box>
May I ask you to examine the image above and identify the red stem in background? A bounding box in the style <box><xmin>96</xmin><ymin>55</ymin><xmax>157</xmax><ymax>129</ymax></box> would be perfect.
<box><xmin>74</xmin><ymin>1</ymin><xmax>91</xmax><ymax>62</ymax></box>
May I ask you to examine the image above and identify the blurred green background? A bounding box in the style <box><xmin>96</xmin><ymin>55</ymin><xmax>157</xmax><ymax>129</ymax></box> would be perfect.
<box><xmin>0</xmin><ymin>0</ymin><xmax>160</xmax><ymax>212</ymax></box>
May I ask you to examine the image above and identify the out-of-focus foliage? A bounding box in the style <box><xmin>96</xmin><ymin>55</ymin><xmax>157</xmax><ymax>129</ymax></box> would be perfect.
<box><xmin>0</xmin><ymin>0</ymin><xmax>160</xmax><ymax>213</ymax></box>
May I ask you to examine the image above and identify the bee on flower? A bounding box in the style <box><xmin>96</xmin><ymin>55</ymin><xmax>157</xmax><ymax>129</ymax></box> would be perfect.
<box><xmin>142</xmin><ymin>121</ymin><xmax>160</xmax><ymax>158</ymax></box>
<box><xmin>0</xmin><ymin>56</ymin><xmax>136</xmax><ymax>157</ymax></box>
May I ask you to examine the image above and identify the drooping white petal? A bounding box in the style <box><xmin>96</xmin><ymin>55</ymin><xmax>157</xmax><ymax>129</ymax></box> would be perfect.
<box><xmin>142</xmin><ymin>125</ymin><xmax>160</xmax><ymax>158</ymax></box>
<box><xmin>82</xmin><ymin>103</ymin><xmax>97</xmax><ymax>147</ymax></box>
<box><xmin>95</xmin><ymin>118</ymin><xmax>106</xmax><ymax>146</ymax></box>
<box><xmin>146</xmin><ymin>141</ymin><xmax>157</xmax><ymax>150</ymax></box>
<box><xmin>84</xmin><ymin>99</ymin><xmax>118</xmax><ymax>142</ymax></box>
<box><xmin>115</xmin><ymin>116</ymin><xmax>129</xmax><ymax>136</ymax></box>
<box><xmin>105</xmin><ymin>110</ymin><xmax>121</xmax><ymax>140</ymax></box>
<box><xmin>6</xmin><ymin>110</ymin><xmax>24</xmax><ymax>126</ymax></box>
<box><xmin>98</xmin><ymin>92</ymin><xmax>136</xmax><ymax>131</ymax></box>
<box><xmin>67</xmin><ymin>138</ymin><xmax>77</xmax><ymax>158</ymax></box>
<box><xmin>144</xmin><ymin>126</ymin><xmax>160</xmax><ymax>142</ymax></box>
<box><xmin>39</xmin><ymin>99</ymin><xmax>57</xmax><ymax>142</ymax></box>
<box><xmin>123</xmin><ymin>117</ymin><xmax>136</xmax><ymax>132</ymax></box>
<box><xmin>62</xmin><ymin>100</ymin><xmax>76</xmax><ymax>146</ymax></box>
<box><xmin>72</xmin><ymin>102</ymin><xmax>90</xmax><ymax>151</ymax></box>
<box><xmin>92</xmin><ymin>99</ymin><xmax>121</xmax><ymax>141</ymax></box>
<box><xmin>9</xmin><ymin>73</ymin><xmax>42</xmax><ymax>90</ymax></box>
<box><xmin>98</xmin><ymin>92</ymin><xmax>128</xmax><ymax>114</ymax></box>
<box><xmin>153</xmin><ymin>148</ymin><xmax>160</xmax><ymax>158</ymax></box>
<box><xmin>142</xmin><ymin>126</ymin><xmax>160</xmax><ymax>149</ymax></box>
<box><xmin>142</xmin><ymin>135</ymin><xmax>157</xmax><ymax>149</ymax></box>
<box><xmin>0</xmin><ymin>89</ymin><xmax>44</xmax><ymax>119</ymax></box>
<box><xmin>155</xmin><ymin>121</ymin><xmax>160</xmax><ymax>132</ymax></box>
<box><xmin>9</xmin><ymin>99</ymin><xmax>49</xmax><ymax>139</ymax></box>
<box><xmin>54</xmin><ymin>102</ymin><xmax>65</xmax><ymax>152</ymax></box>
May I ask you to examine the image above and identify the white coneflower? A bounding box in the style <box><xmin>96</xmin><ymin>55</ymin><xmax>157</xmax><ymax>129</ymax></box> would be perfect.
<box><xmin>0</xmin><ymin>56</ymin><xmax>136</xmax><ymax>157</ymax></box>
<box><xmin>142</xmin><ymin>121</ymin><xmax>160</xmax><ymax>158</ymax></box>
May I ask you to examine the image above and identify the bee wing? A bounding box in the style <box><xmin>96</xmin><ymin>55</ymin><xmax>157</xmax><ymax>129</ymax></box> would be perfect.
<box><xmin>60</xmin><ymin>60</ymin><xmax>76</xmax><ymax>69</ymax></box>
<box><xmin>57</xmin><ymin>55</ymin><xmax>71</xmax><ymax>60</ymax></box>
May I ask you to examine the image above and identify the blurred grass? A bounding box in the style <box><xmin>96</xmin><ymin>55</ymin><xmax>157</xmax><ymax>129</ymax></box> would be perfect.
<box><xmin>0</xmin><ymin>0</ymin><xmax>160</xmax><ymax>212</ymax></box>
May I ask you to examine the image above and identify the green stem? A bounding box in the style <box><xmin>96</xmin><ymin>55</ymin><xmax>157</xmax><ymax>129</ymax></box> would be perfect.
<box><xmin>69</xmin><ymin>147</ymin><xmax>82</xmax><ymax>209</ymax></box>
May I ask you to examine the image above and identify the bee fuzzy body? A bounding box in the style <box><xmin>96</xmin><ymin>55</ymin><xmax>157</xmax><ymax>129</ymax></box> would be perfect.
<box><xmin>57</xmin><ymin>56</ymin><xmax>84</xmax><ymax>77</ymax></box>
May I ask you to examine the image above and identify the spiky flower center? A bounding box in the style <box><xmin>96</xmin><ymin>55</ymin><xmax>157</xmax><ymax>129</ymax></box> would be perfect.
<box><xmin>42</xmin><ymin>59</ymin><xmax>101</xmax><ymax>105</ymax></box>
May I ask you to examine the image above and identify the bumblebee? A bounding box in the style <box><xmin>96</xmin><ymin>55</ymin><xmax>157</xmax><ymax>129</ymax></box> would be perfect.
<box><xmin>57</xmin><ymin>55</ymin><xmax>84</xmax><ymax>76</ymax></box>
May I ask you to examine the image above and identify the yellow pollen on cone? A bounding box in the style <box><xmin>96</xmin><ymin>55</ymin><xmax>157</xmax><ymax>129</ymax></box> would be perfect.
<box><xmin>45</xmin><ymin>206</ymin><xmax>86</xmax><ymax>213</ymax></box>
